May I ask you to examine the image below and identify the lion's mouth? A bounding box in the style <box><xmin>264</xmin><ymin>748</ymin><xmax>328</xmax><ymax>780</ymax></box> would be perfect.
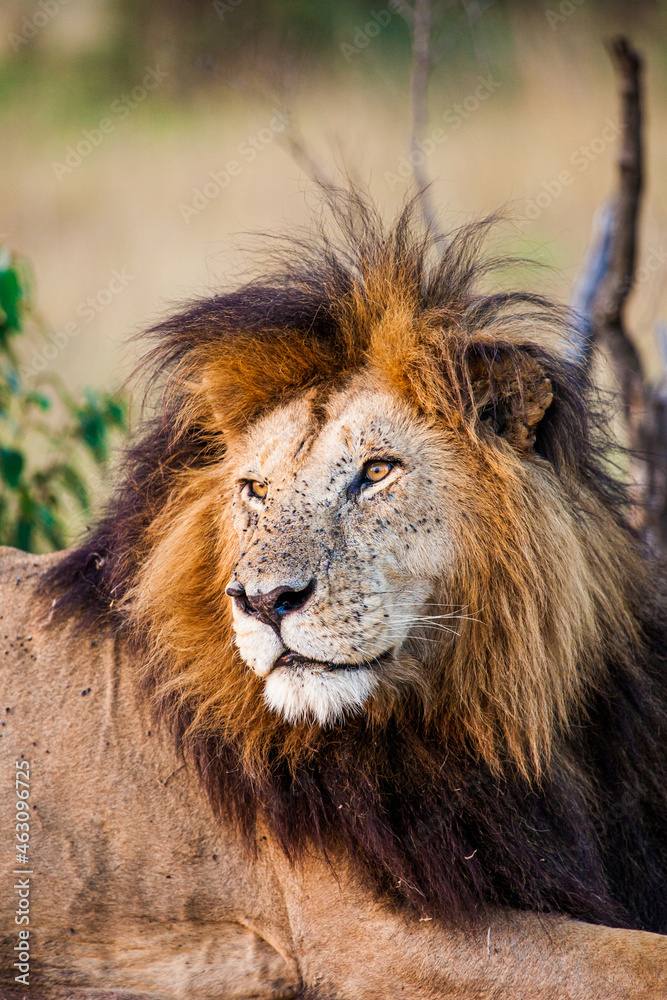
<box><xmin>272</xmin><ymin>649</ymin><xmax>393</xmax><ymax>673</ymax></box>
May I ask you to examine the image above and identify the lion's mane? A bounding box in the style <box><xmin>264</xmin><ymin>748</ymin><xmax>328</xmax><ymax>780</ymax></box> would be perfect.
<box><xmin>48</xmin><ymin>193</ymin><xmax>667</xmax><ymax>932</ymax></box>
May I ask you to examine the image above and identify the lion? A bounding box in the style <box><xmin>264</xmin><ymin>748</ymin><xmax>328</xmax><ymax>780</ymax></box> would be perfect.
<box><xmin>1</xmin><ymin>194</ymin><xmax>666</xmax><ymax>999</ymax></box>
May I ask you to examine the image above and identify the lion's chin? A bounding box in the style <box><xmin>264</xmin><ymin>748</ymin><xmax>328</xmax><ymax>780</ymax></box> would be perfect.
<box><xmin>262</xmin><ymin>656</ymin><xmax>382</xmax><ymax>726</ymax></box>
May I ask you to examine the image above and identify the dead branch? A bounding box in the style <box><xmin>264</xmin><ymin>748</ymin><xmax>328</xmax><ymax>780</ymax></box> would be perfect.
<box><xmin>576</xmin><ymin>37</ymin><xmax>667</xmax><ymax>553</ymax></box>
<box><xmin>589</xmin><ymin>38</ymin><xmax>645</xmax><ymax>419</ymax></box>
<box><xmin>570</xmin><ymin>203</ymin><xmax>614</xmax><ymax>364</ymax></box>
<box><xmin>573</xmin><ymin>39</ymin><xmax>644</xmax><ymax>397</ymax></box>
<box><xmin>278</xmin><ymin>118</ymin><xmax>333</xmax><ymax>188</ymax></box>
<box><xmin>409</xmin><ymin>0</ymin><xmax>443</xmax><ymax>236</ymax></box>
<box><xmin>595</xmin><ymin>39</ymin><xmax>644</xmax><ymax>326</ymax></box>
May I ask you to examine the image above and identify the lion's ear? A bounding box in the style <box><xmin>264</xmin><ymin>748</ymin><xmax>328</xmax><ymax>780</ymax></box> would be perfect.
<box><xmin>466</xmin><ymin>348</ymin><xmax>553</xmax><ymax>453</ymax></box>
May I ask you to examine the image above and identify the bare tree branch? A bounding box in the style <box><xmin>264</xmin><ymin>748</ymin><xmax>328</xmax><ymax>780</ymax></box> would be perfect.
<box><xmin>575</xmin><ymin>37</ymin><xmax>667</xmax><ymax>552</ymax></box>
<box><xmin>589</xmin><ymin>38</ymin><xmax>645</xmax><ymax>420</ymax></box>
<box><xmin>277</xmin><ymin>117</ymin><xmax>333</xmax><ymax>187</ymax></box>
<box><xmin>570</xmin><ymin>203</ymin><xmax>614</xmax><ymax>364</ymax></box>
<box><xmin>594</xmin><ymin>40</ymin><xmax>644</xmax><ymax>334</ymax></box>
<box><xmin>409</xmin><ymin>0</ymin><xmax>443</xmax><ymax>236</ymax></box>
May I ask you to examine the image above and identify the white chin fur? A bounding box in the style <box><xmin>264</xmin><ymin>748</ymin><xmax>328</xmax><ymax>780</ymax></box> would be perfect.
<box><xmin>232</xmin><ymin>612</ymin><xmax>285</xmax><ymax>677</ymax></box>
<box><xmin>263</xmin><ymin>665</ymin><xmax>379</xmax><ymax>726</ymax></box>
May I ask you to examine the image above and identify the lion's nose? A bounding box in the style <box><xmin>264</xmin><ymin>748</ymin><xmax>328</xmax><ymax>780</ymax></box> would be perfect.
<box><xmin>226</xmin><ymin>579</ymin><xmax>315</xmax><ymax>629</ymax></box>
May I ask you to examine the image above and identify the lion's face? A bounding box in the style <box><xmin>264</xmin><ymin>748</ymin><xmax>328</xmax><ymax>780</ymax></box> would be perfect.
<box><xmin>226</xmin><ymin>378</ymin><xmax>462</xmax><ymax>726</ymax></box>
<box><xmin>66</xmin><ymin>203</ymin><xmax>647</xmax><ymax>784</ymax></box>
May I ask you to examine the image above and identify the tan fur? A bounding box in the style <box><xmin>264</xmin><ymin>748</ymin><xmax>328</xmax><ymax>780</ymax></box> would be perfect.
<box><xmin>1</xmin><ymin>547</ymin><xmax>666</xmax><ymax>1000</ymax></box>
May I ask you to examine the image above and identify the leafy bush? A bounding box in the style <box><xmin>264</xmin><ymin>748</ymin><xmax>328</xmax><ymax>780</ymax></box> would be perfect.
<box><xmin>0</xmin><ymin>248</ymin><xmax>126</xmax><ymax>552</ymax></box>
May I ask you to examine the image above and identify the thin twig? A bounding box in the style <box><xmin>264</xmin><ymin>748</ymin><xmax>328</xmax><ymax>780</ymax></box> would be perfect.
<box><xmin>570</xmin><ymin>202</ymin><xmax>614</xmax><ymax>364</ymax></box>
<box><xmin>278</xmin><ymin>120</ymin><xmax>333</xmax><ymax>187</ymax></box>
<box><xmin>409</xmin><ymin>0</ymin><xmax>443</xmax><ymax>237</ymax></box>
<box><xmin>589</xmin><ymin>38</ymin><xmax>645</xmax><ymax>419</ymax></box>
<box><xmin>594</xmin><ymin>41</ymin><xmax>644</xmax><ymax>332</ymax></box>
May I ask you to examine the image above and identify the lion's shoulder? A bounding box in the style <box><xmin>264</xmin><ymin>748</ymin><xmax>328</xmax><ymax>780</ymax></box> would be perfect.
<box><xmin>0</xmin><ymin>543</ymin><xmax>63</xmax><ymax>574</ymax></box>
<box><xmin>0</xmin><ymin>547</ymin><xmax>85</xmax><ymax>695</ymax></box>
<box><xmin>0</xmin><ymin>545</ymin><xmax>62</xmax><ymax>627</ymax></box>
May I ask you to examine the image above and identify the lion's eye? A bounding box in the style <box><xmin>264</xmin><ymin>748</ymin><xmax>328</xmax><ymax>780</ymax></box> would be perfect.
<box><xmin>363</xmin><ymin>460</ymin><xmax>393</xmax><ymax>484</ymax></box>
<box><xmin>248</xmin><ymin>481</ymin><xmax>268</xmax><ymax>499</ymax></box>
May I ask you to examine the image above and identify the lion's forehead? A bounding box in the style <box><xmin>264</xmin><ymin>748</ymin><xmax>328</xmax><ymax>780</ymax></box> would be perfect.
<box><xmin>225</xmin><ymin>385</ymin><xmax>464</xmax><ymax>594</ymax></box>
<box><xmin>236</xmin><ymin>386</ymin><xmax>446</xmax><ymax>488</ymax></box>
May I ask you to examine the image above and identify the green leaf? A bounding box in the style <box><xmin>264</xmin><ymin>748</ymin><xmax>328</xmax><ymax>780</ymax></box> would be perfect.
<box><xmin>106</xmin><ymin>397</ymin><xmax>126</xmax><ymax>428</ymax></box>
<box><xmin>55</xmin><ymin>463</ymin><xmax>90</xmax><ymax>510</ymax></box>
<box><xmin>25</xmin><ymin>391</ymin><xmax>51</xmax><ymax>411</ymax></box>
<box><xmin>0</xmin><ymin>247</ymin><xmax>126</xmax><ymax>552</ymax></box>
<box><xmin>0</xmin><ymin>265</ymin><xmax>23</xmax><ymax>336</ymax></box>
<box><xmin>34</xmin><ymin>501</ymin><xmax>55</xmax><ymax>528</ymax></box>
<box><xmin>0</xmin><ymin>448</ymin><xmax>24</xmax><ymax>488</ymax></box>
<box><xmin>16</xmin><ymin>520</ymin><xmax>32</xmax><ymax>552</ymax></box>
<box><xmin>77</xmin><ymin>408</ymin><xmax>108</xmax><ymax>464</ymax></box>
<box><xmin>30</xmin><ymin>496</ymin><xmax>66</xmax><ymax>549</ymax></box>
<box><xmin>40</xmin><ymin>520</ymin><xmax>66</xmax><ymax>550</ymax></box>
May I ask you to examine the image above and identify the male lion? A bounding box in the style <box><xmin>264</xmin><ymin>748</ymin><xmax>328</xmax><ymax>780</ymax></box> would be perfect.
<box><xmin>1</xmin><ymin>196</ymin><xmax>666</xmax><ymax>999</ymax></box>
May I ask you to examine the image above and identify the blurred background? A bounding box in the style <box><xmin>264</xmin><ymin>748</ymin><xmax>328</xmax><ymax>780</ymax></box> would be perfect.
<box><xmin>1</xmin><ymin>0</ymin><xmax>667</xmax><ymax>548</ymax></box>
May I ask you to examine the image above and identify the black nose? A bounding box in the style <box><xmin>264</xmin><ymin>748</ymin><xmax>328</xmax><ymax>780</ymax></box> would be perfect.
<box><xmin>226</xmin><ymin>579</ymin><xmax>315</xmax><ymax>629</ymax></box>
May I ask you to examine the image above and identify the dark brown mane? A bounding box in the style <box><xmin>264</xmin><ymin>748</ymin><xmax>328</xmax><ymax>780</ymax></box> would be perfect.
<box><xmin>45</xmin><ymin>191</ymin><xmax>667</xmax><ymax>933</ymax></box>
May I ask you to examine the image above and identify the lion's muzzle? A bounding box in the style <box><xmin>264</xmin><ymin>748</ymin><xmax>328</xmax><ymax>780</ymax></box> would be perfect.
<box><xmin>226</xmin><ymin>579</ymin><xmax>315</xmax><ymax>631</ymax></box>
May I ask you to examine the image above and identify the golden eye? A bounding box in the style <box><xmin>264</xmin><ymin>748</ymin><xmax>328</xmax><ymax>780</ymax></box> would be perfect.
<box><xmin>364</xmin><ymin>460</ymin><xmax>393</xmax><ymax>484</ymax></box>
<box><xmin>248</xmin><ymin>480</ymin><xmax>268</xmax><ymax>499</ymax></box>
